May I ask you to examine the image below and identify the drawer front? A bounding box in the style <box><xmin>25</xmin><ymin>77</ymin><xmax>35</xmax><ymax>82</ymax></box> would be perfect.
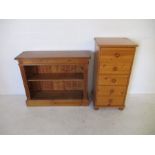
<box><xmin>99</xmin><ymin>48</ymin><xmax>135</xmax><ymax>65</ymax></box>
<box><xmin>98</xmin><ymin>75</ymin><xmax>128</xmax><ymax>86</ymax></box>
<box><xmin>96</xmin><ymin>86</ymin><xmax>126</xmax><ymax>96</ymax></box>
<box><xmin>99</xmin><ymin>64</ymin><xmax>131</xmax><ymax>74</ymax></box>
<box><xmin>96</xmin><ymin>96</ymin><xmax>124</xmax><ymax>106</ymax></box>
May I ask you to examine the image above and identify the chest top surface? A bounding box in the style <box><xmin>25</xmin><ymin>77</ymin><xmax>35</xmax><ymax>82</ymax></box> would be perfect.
<box><xmin>15</xmin><ymin>51</ymin><xmax>91</xmax><ymax>60</ymax></box>
<box><xmin>95</xmin><ymin>37</ymin><xmax>138</xmax><ymax>48</ymax></box>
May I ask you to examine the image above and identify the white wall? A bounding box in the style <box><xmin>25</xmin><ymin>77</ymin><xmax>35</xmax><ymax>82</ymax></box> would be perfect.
<box><xmin>0</xmin><ymin>19</ymin><xmax>155</xmax><ymax>95</ymax></box>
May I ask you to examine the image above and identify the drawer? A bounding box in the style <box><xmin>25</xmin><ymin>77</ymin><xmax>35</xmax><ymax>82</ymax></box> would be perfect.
<box><xmin>99</xmin><ymin>64</ymin><xmax>131</xmax><ymax>74</ymax></box>
<box><xmin>96</xmin><ymin>96</ymin><xmax>124</xmax><ymax>106</ymax></box>
<box><xmin>96</xmin><ymin>86</ymin><xmax>126</xmax><ymax>96</ymax></box>
<box><xmin>99</xmin><ymin>48</ymin><xmax>135</xmax><ymax>65</ymax></box>
<box><xmin>98</xmin><ymin>75</ymin><xmax>128</xmax><ymax>85</ymax></box>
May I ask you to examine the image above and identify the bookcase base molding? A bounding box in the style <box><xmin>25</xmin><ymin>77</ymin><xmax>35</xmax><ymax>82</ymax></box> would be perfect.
<box><xmin>26</xmin><ymin>99</ymin><xmax>89</xmax><ymax>106</ymax></box>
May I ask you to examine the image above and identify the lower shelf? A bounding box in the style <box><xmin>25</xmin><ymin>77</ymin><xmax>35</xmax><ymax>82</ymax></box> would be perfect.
<box><xmin>26</xmin><ymin>99</ymin><xmax>89</xmax><ymax>106</ymax></box>
<box><xmin>31</xmin><ymin>90</ymin><xmax>83</xmax><ymax>100</ymax></box>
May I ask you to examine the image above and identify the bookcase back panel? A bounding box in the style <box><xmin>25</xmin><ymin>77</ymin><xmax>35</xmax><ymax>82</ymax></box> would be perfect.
<box><xmin>25</xmin><ymin>65</ymin><xmax>84</xmax><ymax>75</ymax></box>
<box><xmin>29</xmin><ymin>81</ymin><xmax>84</xmax><ymax>91</ymax></box>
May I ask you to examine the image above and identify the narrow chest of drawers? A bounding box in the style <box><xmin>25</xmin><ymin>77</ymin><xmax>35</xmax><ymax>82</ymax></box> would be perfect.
<box><xmin>94</xmin><ymin>38</ymin><xmax>138</xmax><ymax>110</ymax></box>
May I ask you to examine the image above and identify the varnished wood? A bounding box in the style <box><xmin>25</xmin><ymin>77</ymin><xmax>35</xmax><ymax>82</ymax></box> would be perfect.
<box><xmin>98</xmin><ymin>75</ymin><xmax>129</xmax><ymax>86</ymax></box>
<box><xmin>99</xmin><ymin>64</ymin><xmax>131</xmax><ymax>74</ymax></box>
<box><xmin>99</xmin><ymin>48</ymin><xmax>135</xmax><ymax>65</ymax></box>
<box><xmin>29</xmin><ymin>81</ymin><xmax>84</xmax><ymax>91</ymax></box>
<box><xmin>15</xmin><ymin>51</ymin><xmax>90</xmax><ymax>106</ymax></box>
<box><xmin>94</xmin><ymin>38</ymin><xmax>137</xmax><ymax>109</ymax></box>
<box><xmin>96</xmin><ymin>96</ymin><xmax>124</xmax><ymax>106</ymax></box>
<box><xmin>19</xmin><ymin>65</ymin><xmax>31</xmax><ymax>99</ymax></box>
<box><xmin>31</xmin><ymin>90</ymin><xmax>83</xmax><ymax>100</ymax></box>
<box><xmin>15</xmin><ymin>51</ymin><xmax>90</xmax><ymax>59</ymax></box>
<box><xmin>17</xmin><ymin>58</ymin><xmax>89</xmax><ymax>65</ymax></box>
<box><xmin>27</xmin><ymin>73</ymin><xmax>84</xmax><ymax>81</ymax></box>
<box><xmin>95</xmin><ymin>38</ymin><xmax>138</xmax><ymax>48</ymax></box>
<box><xmin>96</xmin><ymin>86</ymin><xmax>126</xmax><ymax>96</ymax></box>
<box><xmin>27</xmin><ymin>99</ymin><xmax>89</xmax><ymax>106</ymax></box>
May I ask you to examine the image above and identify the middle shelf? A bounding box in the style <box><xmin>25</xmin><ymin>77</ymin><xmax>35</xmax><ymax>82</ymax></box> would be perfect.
<box><xmin>27</xmin><ymin>73</ymin><xmax>84</xmax><ymax>81</ymax></box>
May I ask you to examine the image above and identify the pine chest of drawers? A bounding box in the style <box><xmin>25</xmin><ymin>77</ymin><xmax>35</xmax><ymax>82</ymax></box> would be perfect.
<box><xmin>94</xmin><ymin>38</ymin><xmax>137</xmax><ymax>110</ymax></box>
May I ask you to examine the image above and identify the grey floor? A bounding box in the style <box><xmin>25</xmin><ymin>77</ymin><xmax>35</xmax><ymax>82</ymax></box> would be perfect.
<box><xmin>0</xmin><ymin>94</ymin><xmax>155</xmax><ymax>135</ymax></box>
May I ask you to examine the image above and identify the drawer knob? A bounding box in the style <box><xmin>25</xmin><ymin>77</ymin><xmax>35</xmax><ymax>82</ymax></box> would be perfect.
<box><xmin>111</xmin><ymin>79</ymin><xmax>117</xmax><ymax>83</ymax></box>
<box><xmin>113</xmin><ymin>66</ymin><xmax>118</xmax><ymax>71</ymax></box>
<box><xmin>109</xmin><ymin>99</ymin><xmax>113</xmax><ymax>103</ymax></box>
<box><xmin>115</xmin><ymin>53</ymin><xmax>120</xmax><ymax>58</ymax></box>
<box><xmin>110</xmin><ymin>89</ymin><xmax>114</xmax><ymax>94</ymax></box>
<box><xmin>121</xmin><ymin>91</ymin><xmax>124</xmax><ymax>95</ymax></box>
<box><xmin>108</xmin><ymin>99</ymin><xmax>113</xmax><ymax>105</ymax></box>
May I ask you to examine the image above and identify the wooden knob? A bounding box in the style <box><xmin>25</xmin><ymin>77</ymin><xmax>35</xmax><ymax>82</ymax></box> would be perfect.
<box><xmin>111</xmin><ymin>79</ymin><xmax>116</xmax><ymax>83</ymax></box>
<box><xmin>108</xmin><ymin>99</ymin><xmax>113</xmax><ymax>105</ymax></box>
<box><xmin>121</xmin><ymin>91</ymin><xmax>124</xmax><ymax>95</ymax></box>
<box><xmin>113</xmin><ymin>66</ymin><xmax>118</xmax><ymax>71</ymax></box>
<box><xmin>109</xmin><ymin>89</ymin><xmax>114</xmax><ymax>94</ymax></box>
<box><xmin>109</xmin><ymin>99</ymin><xmax>113</xmax><ymax>103</ymax></box>
<box><xmin>115</xmin><ymin>53</ymin><xmax>120</xmax><ymax>58</ymax></box>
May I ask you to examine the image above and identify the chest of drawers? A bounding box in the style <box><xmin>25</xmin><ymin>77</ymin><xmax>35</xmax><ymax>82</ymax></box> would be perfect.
<box><xmin>94</xmin><ymin>38</ymin><xmax>137</xmax><ymax>110</ymax></box>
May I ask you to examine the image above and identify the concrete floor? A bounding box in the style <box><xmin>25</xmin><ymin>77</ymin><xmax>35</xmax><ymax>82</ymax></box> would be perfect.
<box><xmin>0</xmin><ymin>94</ymin><xmax>155</xmax><ymax>135</ymax></box>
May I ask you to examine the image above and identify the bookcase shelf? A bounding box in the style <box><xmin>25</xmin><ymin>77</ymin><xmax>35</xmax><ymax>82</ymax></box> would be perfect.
<box><xmin>31</xmin><ymin>90</ymin><xmax>83</xmax><ymax>100</ymax></box>
<box><xmin>15</xmin><ymin>51</ymin><xmax>90</xmax><ymax>106</ymax></box>
<box><xmin>27</xmin><ymin>73</ymin><xmax>84</xmax><ymax>81</ymax></box>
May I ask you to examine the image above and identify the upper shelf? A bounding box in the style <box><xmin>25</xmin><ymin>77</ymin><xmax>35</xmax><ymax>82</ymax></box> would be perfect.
<box><xmin>27</xmin><ymin>73</ymin><xmax>84</xmax><ymax>81</ymax></box>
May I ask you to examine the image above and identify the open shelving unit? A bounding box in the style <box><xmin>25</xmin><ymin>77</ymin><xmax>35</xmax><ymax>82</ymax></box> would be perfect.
<box><xmin>25</xmin><ymin>65</ymin><xmax>84</xmax><ymax>100</ymax></box>
<box><xmin>15</xmin><ymin>51</ymin><xmax>90</xmax><ymax>106</ymax></box>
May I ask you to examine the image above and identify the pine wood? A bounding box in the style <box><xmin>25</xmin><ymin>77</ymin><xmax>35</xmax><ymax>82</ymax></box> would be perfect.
<box><xmin>95</xmin><ymin>37</ymin><xmax>137</xmax><ymax>48</ymax></box>
<box><xmin>96</xmin><ymin>86</ymin><xmax>126</xmax><ymax>96</ymax></box>
<box><xmin>27</xmin><ymin>99</ymin><xmax>88</xmax><ymax>106</ymax></box>
<box><xmin>96</xmin><ymin>96</ymin><xmax>124</xmax><ymax>106</ymax></box>
<box><xmin>98</xmin><ymin>75</ymin><xmax>129</xmax><ymax>85</ymax></box>
<box><xmin>15</xmin><ymin>51</ymin><xmax>90</xmax><ymax>106</ymax></box>
<box><xmin>27</xmin><ymin>73</ymin><xmax>84</xmax><ymax>81</ymax></box>
<box><xmin>15</xmin><ymin>51</ymin><xmax>90</xmax><ymax>59</ymax></box>
<box><xmin>94</xmin><ymin>38</ymin><xmax>137</xmax><ymax>110</ymax></box>
<box><xmin>99</xmin><ymin>65</ymin><xmax>131</xmax><ymax>74</ymax></box>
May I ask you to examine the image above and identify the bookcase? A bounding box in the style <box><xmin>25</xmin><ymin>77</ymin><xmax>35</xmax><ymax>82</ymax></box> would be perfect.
<box><xmin>15</xmin><ymin>51</ymin><xmax>90</xmax><ymax>106</ymax></box>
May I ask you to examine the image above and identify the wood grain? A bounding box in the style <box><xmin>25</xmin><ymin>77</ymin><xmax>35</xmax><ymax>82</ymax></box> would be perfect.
<box><xmin>15</xmin><ymin>51</ymin><xmax>90</xmax><ymax>106</ymax></box>
<box><xmin>95</xmin><ymin>37</ymin><xmax>138</xmax><ymax>47</ymax></box>
<box><xmin>15</xmin><ymin>51</ymin><xmax>90</xmax><ymax>59</ymax></box>
<box><xmin>96</xmin><ymin>86</ymin><xmax>126</xmax><ymax>96</ymax></box>
<box><xmin>94</xmin><ymin>38</ymin><xmax>137</xmax><ymax>110</ymax></box>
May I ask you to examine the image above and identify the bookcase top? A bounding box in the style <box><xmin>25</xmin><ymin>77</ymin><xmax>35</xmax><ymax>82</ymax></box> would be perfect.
<box><xmin>15</xmin><ymin>51</ymin><xmax>91</xmax><ymax>60</ymax></box>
